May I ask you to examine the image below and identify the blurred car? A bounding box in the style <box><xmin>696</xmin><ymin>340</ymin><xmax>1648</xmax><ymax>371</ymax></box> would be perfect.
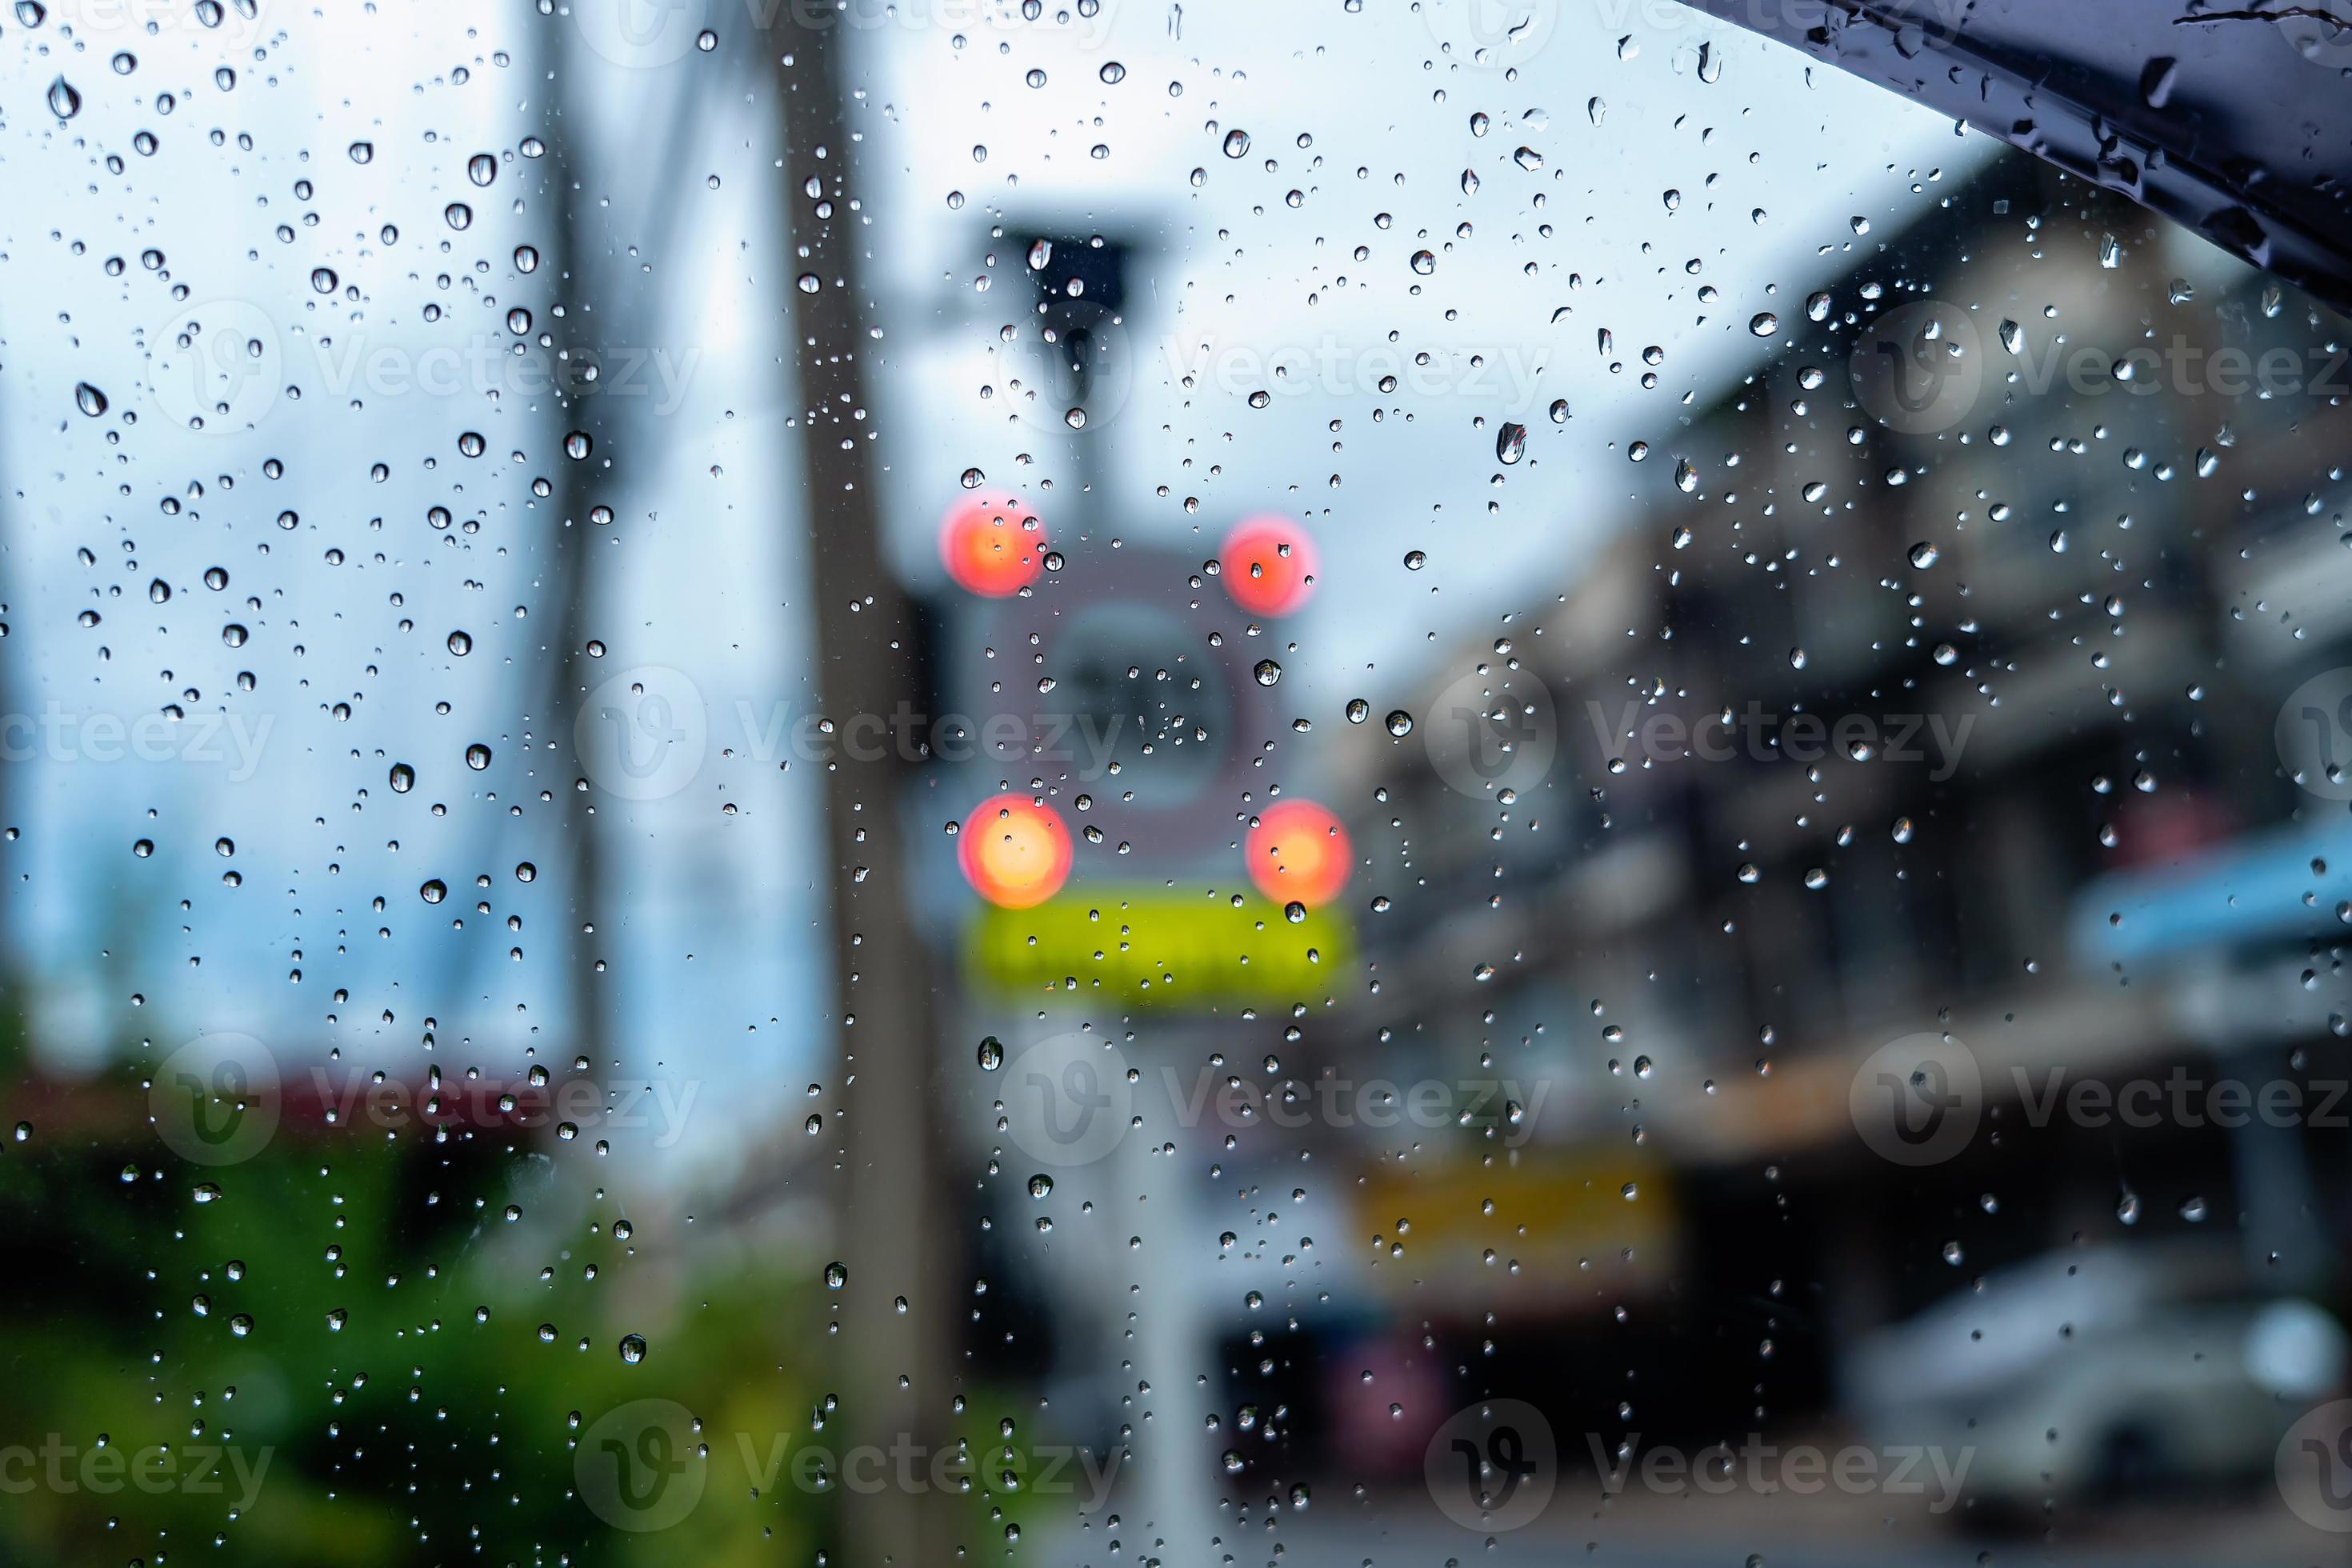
<box><xmin>1843</xmin><ymin>1240</ymin><xmax>2346</xmax><ymax>1512</ymax></box>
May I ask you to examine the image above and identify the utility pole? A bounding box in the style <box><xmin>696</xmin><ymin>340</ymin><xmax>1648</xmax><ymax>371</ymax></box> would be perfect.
<box><xmin>775</xmin><ymin>24</ymin><xmax>957</xmax><ymax>1566</ymax></box>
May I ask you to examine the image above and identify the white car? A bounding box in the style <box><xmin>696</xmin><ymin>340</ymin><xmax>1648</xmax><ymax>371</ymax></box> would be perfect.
<box><xmin>1843</xmin><ymin>1241</ymin><xmax>2345</xmax><ymax>1511</ymax></box>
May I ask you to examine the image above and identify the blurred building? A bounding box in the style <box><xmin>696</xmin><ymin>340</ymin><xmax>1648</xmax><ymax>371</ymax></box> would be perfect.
<box><xmin>1335</xmin><ymin>154</ymin><xmax>2352</xmax><ymax>1481</ymax></box>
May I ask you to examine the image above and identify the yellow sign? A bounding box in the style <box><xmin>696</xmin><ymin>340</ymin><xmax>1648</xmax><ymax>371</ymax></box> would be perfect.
<box><xmin>1357</xmin><ymin>1151</ymin><xmax>1679</xmax><ymax>1311</ymax></box>
<box><xmin>965</xmin><ymin>888</ymin><xmax>1351</xmax><ymax>1006</ymax></box>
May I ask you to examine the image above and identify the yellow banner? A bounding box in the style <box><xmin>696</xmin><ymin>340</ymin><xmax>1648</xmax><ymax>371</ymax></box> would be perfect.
<box><xmin>965</xmin><ymin>889</ymin><xmax>1352</xmax><ymax>1006</ymax></box>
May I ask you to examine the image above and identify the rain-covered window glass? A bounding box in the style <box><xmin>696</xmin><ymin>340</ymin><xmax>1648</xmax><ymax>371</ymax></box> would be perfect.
<box><xmin>4</xmin><ymin>1</ymin><xmax>2350</xmax><ymax>1562</ymax></box>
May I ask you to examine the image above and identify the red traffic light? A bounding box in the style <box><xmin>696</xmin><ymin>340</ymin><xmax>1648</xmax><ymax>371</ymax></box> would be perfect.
<box><xmin>1221</xmin><ymin>514</ymin><xmax>1318</xmax><ymax>617</ymax></box>
<box><xmin>941</xmin><ymin>492</ymin><xmax>1048</xmax><ymax>597</ymax></box>
<box><xmin>1244</xmin><ymin>798</ymin><xmax>1351</xmax><ymax>908</ymax></box>
<box><xmin>958</xmin><ymin>793</ymin><xmax>1074</xmax><ymax>909</ymax></box>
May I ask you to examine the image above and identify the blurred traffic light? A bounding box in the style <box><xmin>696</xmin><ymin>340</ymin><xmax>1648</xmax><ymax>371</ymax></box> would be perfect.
<box><xmin>1244</xmin><ymin>798</ymin><xmax>1351</xmax><ymax>907</ymax></box>
<box><xmin>1220</xmin><ymin>514</ymin><xmax>1318</xmax><ymax>618</ymax></box>
<box><xmin>939</xmin><ymin>492</ymin><xmax>1047</xmax><ymax>597</ymax></box>
<box><xmin>958</xmin><ymin>792</ymin><xmax>1074</xmax><ymax>908</ymax></box>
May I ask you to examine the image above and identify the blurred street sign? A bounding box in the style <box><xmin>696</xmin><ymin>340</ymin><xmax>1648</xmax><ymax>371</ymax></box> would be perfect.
<box><xmin>966</xmin><ymin>887</ymin><xmax>1350</xmax><ymax>1007</ymax></box>
<box><xmin>1357</xmin><ymin>1151</ymin><xmax>1678</xmax><ymax>1314</ymax></box>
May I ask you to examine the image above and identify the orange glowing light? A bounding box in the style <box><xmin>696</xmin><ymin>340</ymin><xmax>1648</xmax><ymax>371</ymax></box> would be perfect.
<box><xmin>1221</xmin><ymin>514</ymin><xmax>1318</xmax><ymax>617</ymax></box>
<box><xmin>1244</xmin><ymin>798</ymin><xmax>1352</xmax><ymax>907</ymax></box>
<box><xmin>940</xmin><ymin>493</ymin><xmax>1047</xmax><ymax>597</ymax></box>
<box><xmin>958</xmin><ymin>793</ymin><xmax>1074</xmax><ymax>909</ymax></box>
